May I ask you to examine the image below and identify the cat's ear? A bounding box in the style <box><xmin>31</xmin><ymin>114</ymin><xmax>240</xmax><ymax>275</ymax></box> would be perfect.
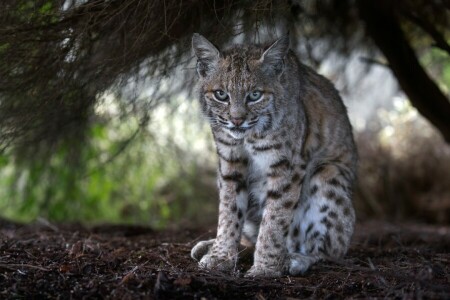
<box><xmin>192</xmin><ymin>33</ymin><xmax>221</xmax><ymax>77</ymax></box>
<box><xmin>260</xmin><ymin>34</ymin><xmax>290</xmax><ymax>75</ymax></box>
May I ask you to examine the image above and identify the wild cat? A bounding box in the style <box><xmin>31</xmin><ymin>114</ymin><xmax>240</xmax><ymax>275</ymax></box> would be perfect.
<box><xmin>190</xmin><ymin>33</ymin><xmax>357</xmax><ymax>277</ymax></box>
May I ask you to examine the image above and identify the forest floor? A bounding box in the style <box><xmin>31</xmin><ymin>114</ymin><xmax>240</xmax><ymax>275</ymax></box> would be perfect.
<box><xmin>0</xmin><ymin>218</ymin><xmax>449</xmax><ymax>299</ymax></box>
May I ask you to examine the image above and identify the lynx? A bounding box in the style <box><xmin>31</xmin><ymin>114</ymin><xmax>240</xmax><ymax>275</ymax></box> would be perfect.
<box><xmin>190</xmin><ymin>33</ymin><xmax>357</xmax><ymax>277</ymax></box>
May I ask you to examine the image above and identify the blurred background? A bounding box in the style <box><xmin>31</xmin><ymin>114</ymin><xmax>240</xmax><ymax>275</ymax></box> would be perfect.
<box><xmin>0</xmin><ymin>0</ymin><xmax>449</xmax><ymax>228</ymax></box>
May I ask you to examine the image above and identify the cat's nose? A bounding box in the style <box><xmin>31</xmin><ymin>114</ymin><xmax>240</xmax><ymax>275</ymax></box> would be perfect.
<box><xmin>231</xmin><ymin>117</ymin><xmax>245</xmax><ymax>126</ymax></box>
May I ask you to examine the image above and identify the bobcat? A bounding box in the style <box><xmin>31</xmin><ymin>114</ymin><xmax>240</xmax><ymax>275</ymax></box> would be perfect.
<box><xmin>190</xmin><ymin>33</ymin><xmax>357</xmax><ymax>277</ymax></box>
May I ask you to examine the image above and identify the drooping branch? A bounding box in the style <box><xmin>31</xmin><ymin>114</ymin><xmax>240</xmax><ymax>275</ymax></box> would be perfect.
<box><xmin>358</xmin><ymin>0</ymin><xmax>450</xmax><ymax>143</ymax></box>
<box><xmin>1</xmin><ymin>0</ymin><xmax>450</xmax><ymax>159</ymax></box>
<box><xmin>0</xmin><ymin>0</ymin><xmax>285</xmax><ymax>158</ymax></box>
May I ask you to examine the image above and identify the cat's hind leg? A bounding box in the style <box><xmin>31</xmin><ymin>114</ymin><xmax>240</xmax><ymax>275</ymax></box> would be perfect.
<box><xmin>287</xmin><ymin>163</ymin><xmax>355</xmax><ymax>275</ymax></box>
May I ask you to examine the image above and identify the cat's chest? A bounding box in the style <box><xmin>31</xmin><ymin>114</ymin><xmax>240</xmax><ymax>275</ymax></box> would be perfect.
<box><xmin>243</xmin><ymin>140</ymin><xmax>280</xmax><ymax>204</ymax></box>
<box><xmin>244</xmin><ymin>140</ymin><xmax>279</xmax><ymax>176</ymax></box>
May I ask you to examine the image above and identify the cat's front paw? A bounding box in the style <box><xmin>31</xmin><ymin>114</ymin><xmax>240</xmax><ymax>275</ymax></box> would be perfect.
<box><xmin>199</xmin><ymin>253</ymin><xmax>236</xmax><ymax>271</ymax></box>
<box><xmin>245</xmin><ymin>265</ymin><xmax>283</xmax><ymax>278</ymax></box>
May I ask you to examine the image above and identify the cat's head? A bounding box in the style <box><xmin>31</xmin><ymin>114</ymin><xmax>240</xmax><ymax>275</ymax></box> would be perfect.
<box><xmin>192</xmin><ymin>33</ymin><xmax>290</xmax><ymax>139</ymax></box>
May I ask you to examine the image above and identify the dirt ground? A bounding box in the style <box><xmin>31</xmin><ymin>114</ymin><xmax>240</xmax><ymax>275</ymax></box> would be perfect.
<box><xmin>0</xmin><ymin>218</ymin><xmax>449</xmax><ymax>299</ymax></box>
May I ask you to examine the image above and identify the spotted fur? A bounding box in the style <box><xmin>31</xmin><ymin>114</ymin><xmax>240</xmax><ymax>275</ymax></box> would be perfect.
<box><xmin>190</xmin><ymin>33</ymin><xmax>357</xmax><ymax>277</ymax></box>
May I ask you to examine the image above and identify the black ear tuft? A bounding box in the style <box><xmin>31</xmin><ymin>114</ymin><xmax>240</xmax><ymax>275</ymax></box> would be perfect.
<box><xmin>260</xmin><ymin>34</ymin><xmax>290</xmax><ymax>75</ymax></box>
<box><xmin>192</xmin><ymin>33</ymin><xmax>221</xmax><ymax>77</ymax></box>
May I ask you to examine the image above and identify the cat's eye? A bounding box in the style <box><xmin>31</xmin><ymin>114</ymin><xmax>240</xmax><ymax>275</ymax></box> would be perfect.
<box><xmin>213</xmin><ymin>90</ymin><xmax>229</xmax><ymax>102</ymax></box>
<box><xmin>247</xmin><ymin>91</ymin><xmax>263</xmax><ymax>102</ymax></box>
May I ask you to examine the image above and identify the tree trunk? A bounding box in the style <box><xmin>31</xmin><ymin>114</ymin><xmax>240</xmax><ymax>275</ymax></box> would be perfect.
<box><xmin>358</xmin><ymin>0</ymin><xmax>450</xmax><ymax>142</ymax></box>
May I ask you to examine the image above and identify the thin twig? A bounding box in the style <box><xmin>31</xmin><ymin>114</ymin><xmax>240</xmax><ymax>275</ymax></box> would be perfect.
<box><xmin>0</xmin><ymin>263</ymin><xmax>50</xmax><ymax>272</ymax></box>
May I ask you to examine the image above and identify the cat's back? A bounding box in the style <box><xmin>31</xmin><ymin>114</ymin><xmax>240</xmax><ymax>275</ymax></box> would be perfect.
<box><xmin>289</xmin><ymin>54</ymin><xmax>356</xmax><ymax>161</ymax></box>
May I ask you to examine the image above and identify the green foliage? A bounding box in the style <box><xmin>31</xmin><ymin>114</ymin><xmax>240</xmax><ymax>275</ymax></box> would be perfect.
<box><xmin>420</xmin><ymin>47</ymin><xmax>450</xmax><ymax>92</ymax></box>
<box><xmin>0</xmin><ymin>43</ymin><xmax>9</xmax><ymax>53</ymax></box>
<box><xmin>13</xmin><ymin>0</ymin><xmax>58</xmax><ymax>25</ymax></box>
<box><xmin>0</xmin><ymin>99</ymin><xmax>217</xmax><ymax>227</ymax></box>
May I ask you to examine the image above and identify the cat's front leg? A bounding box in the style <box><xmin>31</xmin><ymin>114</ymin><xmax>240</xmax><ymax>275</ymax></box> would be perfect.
<box><xmin>194</xmin><ymin>146</ymin><xmax>248</xmax><ymax>272</ymax></box>
<box><xmin>247</xmin><ymin>158</ymin><xmax>303</xmax><ymax>277</ymax></box>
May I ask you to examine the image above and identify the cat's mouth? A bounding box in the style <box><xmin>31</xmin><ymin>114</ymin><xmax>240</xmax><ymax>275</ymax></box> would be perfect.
<box><xmin>216</xmin><ymin>116</ymin><xmax>259</xmax><ymax>138</ymax></box>
<box><xmin>230</xmin><ymin>127</ymin><xmax>248</xmax><ymax>132</ymax></box>
<box><xmin>225</xmin><ymin>124</ymin><xmax>255</xmax><ymax>139</ymax></box>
